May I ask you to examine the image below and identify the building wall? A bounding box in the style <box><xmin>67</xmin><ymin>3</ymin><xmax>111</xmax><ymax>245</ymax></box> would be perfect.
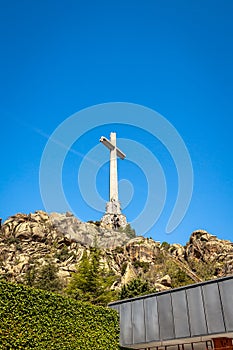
<box><xmin>110</xmin><ymin>276</ymin><xmax>233</xmax><ymax>349</ymax></box>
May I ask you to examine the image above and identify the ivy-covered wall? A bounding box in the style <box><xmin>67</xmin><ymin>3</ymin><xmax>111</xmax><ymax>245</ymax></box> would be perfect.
<box><xmin>0</xmin><ymin>281</ymin><xmax>119</xmax><ymax>349</ymax></box>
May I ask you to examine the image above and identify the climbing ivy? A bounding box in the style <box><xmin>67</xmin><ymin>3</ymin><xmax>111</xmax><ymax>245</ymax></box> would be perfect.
<box><xmin>0</xmin><ymin>280</ymin><xmax>119</xmax><ymax>349</ymax></box>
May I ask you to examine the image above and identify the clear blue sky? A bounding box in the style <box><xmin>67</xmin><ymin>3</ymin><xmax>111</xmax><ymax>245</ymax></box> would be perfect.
<box><xmin>1</xmin><ymin>0</ymin><xmax>233</xmax><ymax>244</ymax></box>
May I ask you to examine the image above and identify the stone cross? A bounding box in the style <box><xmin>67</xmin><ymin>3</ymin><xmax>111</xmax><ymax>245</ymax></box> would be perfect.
<box><xmin>100</xmin><ymin>132</ymin><xmax>126</xmax><ymax>215</ymax></box>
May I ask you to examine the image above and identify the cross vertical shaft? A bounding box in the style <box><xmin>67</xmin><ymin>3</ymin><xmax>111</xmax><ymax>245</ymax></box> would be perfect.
<box><xmin>99</xmin><ymin>132</ymin><xmax>126</xmax><ymax>215</ymax></box>
<box><xmin>109</xmin><ymin>132</ymin><xmax>118</xmax><ymax>202</ymax></box>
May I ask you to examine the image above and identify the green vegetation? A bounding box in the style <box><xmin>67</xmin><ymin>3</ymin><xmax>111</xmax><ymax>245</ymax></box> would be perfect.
<box><xmin>24</xmin><ymin>258</ymin><xmax>64</xmax><ymax>293</ymax></box>
<box><xmin>119</xmin><ymin>278</ymin><xmax>157</xmax><ymax>299</ymax></box>
<box><xmin>0</xmin><ymin>280</ymin><xmax>119</xmax><ymax>349</ymax></box>
<box><xmin>65</xmin><ymin>248</ymin><xmax>116</xmax><ymax>305</ymax></box>
<box><xmin>163</xmin><ymin>261</ymin><xmax>194</xmax><ymax>288</ymax></box>
<box><xmin>54</xmin><ymin>245</ymin><xmax>74</xmax><ymax>262</ymax></box>
<box><xmin>160</xmin><ymin>241</ymin><xmax>170</xmax><ymax>250</ymax></box>
<box><xmin>5</xmin><ymin>236</ymin><xmax>20</xmax><ymax>245</ymax></box>
<box><xmin>114</xmin><ymin>246</ymin><xmax>124</xmax><ymax>254</ymax></box>
<box><xmin>119</xmin><ymin>224</ymin><xmax>136</xmax><ymax>239</ymax></box>
<box><xmin>120</xmin><ymin>262</ymin><xmax>128</xmax><ymax>276</ymax></box>
<box><xmin>153</xmin><ymin>255</ymin><xmax>193</xmax><ymax>288</ymax></box>
<box><xmin>189</xmin><ymin>259</ymin><xmax>219</xmax><ymax>281</ymax></box>
<box><xmin>153</xmin><ymin>250</ymin><xmax>166</xmax><ymax>264</ymax></box>
<box><xmin>132</xmin><ymin>260</ymin><xmax>150</xmax><ymax>273</ymax></box>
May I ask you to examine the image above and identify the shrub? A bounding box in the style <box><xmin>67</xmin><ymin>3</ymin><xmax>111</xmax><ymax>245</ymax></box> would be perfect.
<box><xmin>162</xmin><ymin>261</ymin><xmax>193</xmax><ymax>288</ymax></box>
<box><xmin>114</xmin><ymin>246</ymin><xmax>124</xmax><ymax>254</ymax></box>
<box><xmin>121</xmin><ymin>262</ymin><xmax>128</xmax><ymax>276</ymax></box>
<box><xmin>54</xmin><ymin>245</ymin><xmax>71</xmax><ymax>262</ymax></box>
<box><xmin>189</xmin><ymin>259</ymin><xmax>218</xmax><ymax>281</ymax></box>
<box><xmin>132</xmin><ymin>260</ymin><xmax>150</xmax><ymax>273</ymax></box>
<box><xmin>24</xmin><ymin>258</ymin><xmax>63</xmax><ymax>293</ymax></box>
<box><xmin>119</xmin><ymin>224</ymin><xmax>136</xmax><ymax>238</ymax></box>
<box><xmin>160</xmin><ymin>241</ymin><xmax>170</xmax><ymax>250</ymax></box>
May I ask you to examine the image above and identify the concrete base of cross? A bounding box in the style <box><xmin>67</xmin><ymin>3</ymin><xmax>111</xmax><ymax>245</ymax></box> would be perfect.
<box><xmin>105</xmin><ymin>199</ymin><xmax>122</xmax><ymax>215</ymax></box>
<box><xmin>100</xmin><ymin>213</ymin><xmax>127</xmax><ymax>230</ymax></box>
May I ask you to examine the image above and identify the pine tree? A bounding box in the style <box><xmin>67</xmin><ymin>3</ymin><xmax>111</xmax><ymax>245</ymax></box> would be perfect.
<box><xmin>65</xmin><ymin>248</ymin><xmax>116</xmax><ymax>306</ymax></box>
<box><xmin>119</xmin><ymin>278</ymin><xmax>157</xmax><ymax>299</ymax></box>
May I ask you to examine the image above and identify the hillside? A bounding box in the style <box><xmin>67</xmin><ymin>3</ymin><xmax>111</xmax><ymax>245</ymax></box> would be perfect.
<box><xmin>1</xmin><ymin>211</ymin><xmax>233</xmax><ymax>298</ymax></box>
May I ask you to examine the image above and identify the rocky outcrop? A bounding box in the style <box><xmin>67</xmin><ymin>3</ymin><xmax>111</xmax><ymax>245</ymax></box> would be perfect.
<box><xmin>124</xmin><ymin>237</ymin><xmax>160</xmax><ymax>262</ymax></box>
<box><xmin>0</xmin><ymin>211</ymin><xmax>131</xmax><ymax>285</ymax></box>
<box><xmin>169</xmin><ymin>230</ymin><xmax>233</xmax><ymax>277</ymax></box>
<box><xmin>190</xmin><ymin>230</ymin><xmax>233</xmax><ymax>275</ymax></box>
<box><xmin>1</xmin><ymin>212</ymin><xmax>233</xmax><ymax>292</ymax></box>
<box><xmin>185</xmin><ymin>230</ymin><xmax>233</xmax><ymax>262</ymax></box>
<box><xmin>1</xmin><ymin>211</ymin><xmax>130</xmax><ymax>248</ymax></box>
<box><xmin>121</xmin><ymin>263</ymin><xmax>137</xmax><ymax>286</ymax></box>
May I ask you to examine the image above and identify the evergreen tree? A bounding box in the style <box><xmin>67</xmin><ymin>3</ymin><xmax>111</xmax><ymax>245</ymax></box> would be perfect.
<box><xmin>65</xmin><ymin>248</ymin><xmax>116</xmax><ymax>306</ymax></box>
<box><xmin>119</xmin><ymin>278</ymin><xmax>157</xmax><ymax>300</ymax></box>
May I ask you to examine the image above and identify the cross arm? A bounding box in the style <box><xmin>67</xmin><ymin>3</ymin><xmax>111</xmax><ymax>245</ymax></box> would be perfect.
<box><xmin>100</xmin><ymin>136</ymin><xmax>126</xmax><ymax>160</ymax></box>
<box><xmin>99</xmin><ymin>136</ymin><xmax>114</xmax><ymax>150</ymax></box>
<box><xmin>116</xmin><ymin>148</ymin><xmax>126</xmax><ymax>160</ymax></box>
